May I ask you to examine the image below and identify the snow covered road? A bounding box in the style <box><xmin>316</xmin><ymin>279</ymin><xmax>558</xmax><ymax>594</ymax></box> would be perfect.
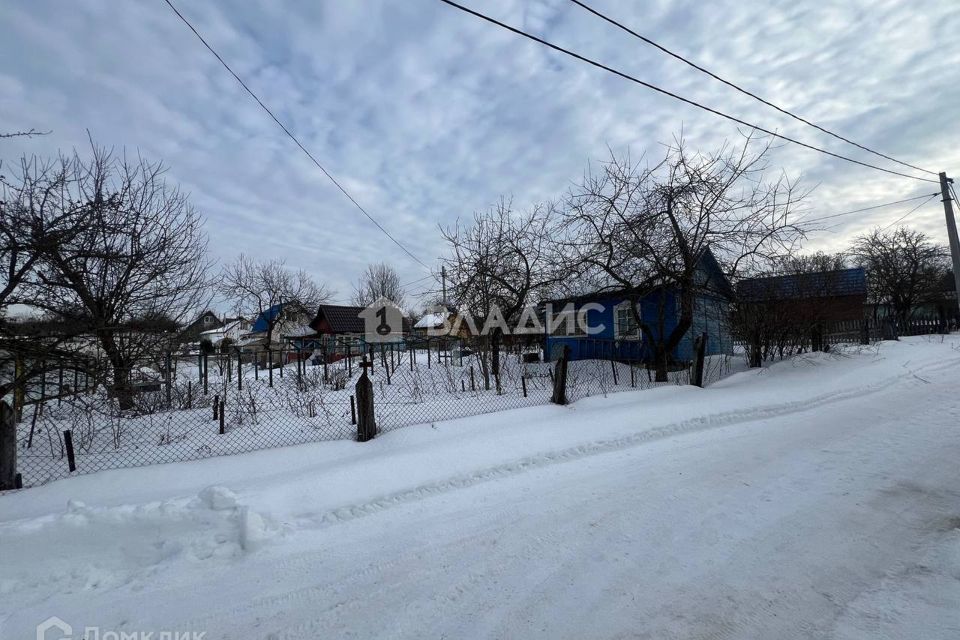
<box><xmin>2</xmin><ymin>338</ymin><xmax>960</xmax><ymax>639</ymax></box>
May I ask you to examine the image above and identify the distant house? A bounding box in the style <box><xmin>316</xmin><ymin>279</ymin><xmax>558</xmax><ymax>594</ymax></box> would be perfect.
<box><xmin>412</xmin><ymin>306</ymin><xmax>470</xmax><ymax>339</ymax></box>
<box><xmin>737</xmin><ymin>268</ymin><xmax>868</xmax><ymax>322</ymax></box>
<box><xmin>239</xmin><ymin>303</ymin><xmax>312</xmax><ymax>357</ymax></box>
<box><xmin>543</xmin><ymin>251</ymin><xmax>734</xmax><ymax>363</ymax></box>
<box><xmin>198</xmin><ymin>318</ymin><xmax>251</xmax><ymax>349</ymax></box>
<box><xmin>309</xmin><ymin>304</ymin><xmax>367</xmax><ymax>338</ymax></box>
<box><xmin>180</xmin><ymin>310</ymin><xmax>221</xmax><ymax>344</ymax></box>
<box><xmin>735</xmin><ymin>267</ymin><xmax>869</xmax><ymax>354</ymax></box>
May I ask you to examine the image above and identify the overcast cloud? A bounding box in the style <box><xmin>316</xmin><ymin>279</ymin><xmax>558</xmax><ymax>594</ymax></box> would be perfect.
<box><xmin>2</xmin><ymin>0</ymin><xmax>959</xmax><ymax>306</ymax></box>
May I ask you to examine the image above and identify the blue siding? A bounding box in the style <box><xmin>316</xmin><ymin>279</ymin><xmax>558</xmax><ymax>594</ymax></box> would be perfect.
<box><xmin>544</xmin><ymin>288</ymin><xmax>731</xmax><ymax>363</ymax></box>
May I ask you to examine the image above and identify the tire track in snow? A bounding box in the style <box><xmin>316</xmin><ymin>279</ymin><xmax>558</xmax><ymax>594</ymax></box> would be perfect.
<box><xmin>292</xmin><ymin>355</ymin><xmax>960</xmax><ymax>532</ymax></box>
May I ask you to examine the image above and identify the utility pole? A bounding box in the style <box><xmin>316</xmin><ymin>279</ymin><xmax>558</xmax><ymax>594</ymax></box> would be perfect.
<box><xmin>938</xmin><ymin>172</ymin><xmax>960</xmax><ymax>317</ymax></box>
<box><xmin>441</xmin><ymin>266</ymin><xmax>447</xmax><ymax>306</ymax></box>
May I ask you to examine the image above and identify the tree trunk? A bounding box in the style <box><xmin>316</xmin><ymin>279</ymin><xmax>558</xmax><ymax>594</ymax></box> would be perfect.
<box><xmin>654</xmin><ymin>344</ymin><xmax>669</xmax><ymax>382</ymax></box>
<box><xmin>490</xmin><ymin>330</ymin><xmax>501</xmax><ymax>378</ymax></box>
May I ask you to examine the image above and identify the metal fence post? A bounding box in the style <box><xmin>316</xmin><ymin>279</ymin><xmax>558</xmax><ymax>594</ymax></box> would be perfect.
<box><xmin>63</xmin><ymin>429</ymin><xmax>77</xmax><ymax>473</ymax></box>
<box><xmin>356</xmin><ymin>357</ymin><xmax>376</xmax><ymax>442</ymax></box>
<box><xmin>268</xmin><ymin>349</ymin><xmax>274</xmax><ymax>387</ymax></box>
<box><xmin>165</xmin><ymin>352</ymin><xmax>172</xmax><ymax>406</ymax></box>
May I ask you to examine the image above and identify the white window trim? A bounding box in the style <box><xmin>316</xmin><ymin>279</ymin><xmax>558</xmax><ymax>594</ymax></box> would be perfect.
<box><xmin>614</xmin><ymin>300</ymin><xmax>643</xmax><ymax>341</ymax></box>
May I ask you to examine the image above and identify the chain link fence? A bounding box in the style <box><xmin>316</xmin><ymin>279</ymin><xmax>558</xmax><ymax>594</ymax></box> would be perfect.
<box><xmin>8</xmin><ymin>337</ymin><xmax>734</xmax><ymax>488</ymax></box>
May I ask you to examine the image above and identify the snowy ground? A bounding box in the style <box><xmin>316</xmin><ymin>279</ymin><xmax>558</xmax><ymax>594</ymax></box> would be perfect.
<box><xmin>2</xmin><ymin>336</ymin><xmax>959</xmax><ymax>639</ymax></box>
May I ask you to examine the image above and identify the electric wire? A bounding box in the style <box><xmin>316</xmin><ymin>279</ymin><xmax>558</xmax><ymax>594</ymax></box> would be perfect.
<box><xmin>567</xmin><ymin>0</ymin><xmax>937</xmax><ymax>177</ymax></box>
<box><xmin>436</xmin><ymin>0</ymin><xmax>938</xmax><ymax>184</ymax></box>
<box><xmin>161</xmin><ymin>0</ymin><xmax>431</xmax><ymax>270</ymax></box>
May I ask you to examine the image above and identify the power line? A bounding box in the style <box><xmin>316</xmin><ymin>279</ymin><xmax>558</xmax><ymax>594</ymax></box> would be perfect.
<box><xmin>160</xmin><ymin>0</ymin><xmax>431</xmax><ymax>270</ymax></box>
<box><xmin>796</xmin><ymin>193</ymin><xmax>940</xmax><ymax>226</ymax></box>
<box><xmin>402</xmin><ymin>274</ymin><xmax>436</xmax><ymax>287</ymax></box>
<box><xmin>567</xmin><ymin>0</ymin><xmax>937</xmax><ymax>178</ymax></box>
<box><xmin>436</xmin><ymin>0</ymin><xmax>938</xmax><ymax>184</ymax></box>
<box><xmin>879</xmin><ymin>194</ymin><xmax>939</xmax><ymax>231</ymax></box>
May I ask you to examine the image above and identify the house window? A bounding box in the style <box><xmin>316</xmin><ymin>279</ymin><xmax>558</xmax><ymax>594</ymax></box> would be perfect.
<box><xmin>614</xmin><ymin>301</ymin><xmax>642</xmax><ymax>340</ymax></box>
<box><xmin>203</xmin><ymin>315</ymin><xmax>214</xmax><ymax>325</ymax></box>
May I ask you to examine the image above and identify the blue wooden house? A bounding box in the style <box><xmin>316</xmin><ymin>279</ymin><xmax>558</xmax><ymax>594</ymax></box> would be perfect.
<box><xmin>543</xmin><ymin>251</ymin><xmax>734</xmax><ymax>363</ymax></box>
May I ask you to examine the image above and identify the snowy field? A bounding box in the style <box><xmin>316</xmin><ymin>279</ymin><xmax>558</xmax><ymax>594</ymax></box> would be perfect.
<box><xmin>2</xmin><ymin>336</ymin><xmax>959</xmax><ymax>639</ymax></box>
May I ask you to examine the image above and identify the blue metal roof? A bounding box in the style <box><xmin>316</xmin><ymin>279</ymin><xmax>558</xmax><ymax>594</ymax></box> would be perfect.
<box><xmin>251</xmin><ymin>303</ymin><xmax>284</xmax><ymax>332</ymax></box>
<box><xmin>737</xmin><ymin>267</ymin><xmax>867</xmax><ymax>301</ymax></box>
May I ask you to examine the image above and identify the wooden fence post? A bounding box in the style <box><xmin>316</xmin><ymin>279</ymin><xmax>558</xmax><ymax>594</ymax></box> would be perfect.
<box><xmin>237</xmin><ymin>350</ymin><xmax>243</xmax><ymax>391</ymax></box>
<box><xmin>356</xmin><ymin>357</ymin><xmax>377</xmax><ymax>442</ymax></box>
<box><xmin>187</xmin><ymin>380</ymin><xmax>192</xmax><ymax>409</ymax></box>
<box><xmin>551</xmin><ymin>345</ymin><xmax>570</xmax><ymax>405</ymax></box>
<box><xmin>350</xmin><ymin>395</ymin><xmax>357</xmax><ymax>425</ymax></box>
<box><xmin>63</xmin><ymin>429</ymin><xmax>77</xmax><ymax>473</ymax></box>
<box><xmin>0</xmin><ymin>400</ymin><xmax>17</xmax><ymax>490</ymax></box>
<box><xmin>219</xmin><ymin>399</ymin><xmax>225</xmax><ymax>435</ymax></box>
<box><xmin>213</xmin><ymin>394</ymin><xmax>219</xmax><ymax>420</ymax></box>
<box><xmin>521</xmin><ymin>375</ymin><xmax>528</xmax><ymax>398</ymax></box>
<box><xmin>203</xmin><ymin>353</ymin><xmax>209</xmax><ymax>395</ymax></box>
<box><xmin>860</xmin><ymin>319</ymin><xmax>870</xmax><ymax>345</ymax></box>
<box><xmin>268</xmin><ymin>349</ymin><xmax>274</xmax><ymax>387</ymax></box>
<box><xmin>691</xmin><ymin>332</ymin><xmax>707</xmax><ymax>388</ymax></box>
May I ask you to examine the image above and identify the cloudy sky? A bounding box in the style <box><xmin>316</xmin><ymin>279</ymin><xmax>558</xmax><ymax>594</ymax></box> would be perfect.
<box><xmin>2</xmin><ymin>0</ymin><xmax>959</xmax><ymax>307</ymax></box>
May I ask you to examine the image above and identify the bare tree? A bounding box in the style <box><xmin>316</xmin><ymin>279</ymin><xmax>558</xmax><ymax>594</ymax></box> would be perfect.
<box><xmin>560</xmin><ymin>133</ymin><xmax>808</xmax><ymax>381</ymax></box>
<box><xmin>771</xmin><ymin>250</ymin><xmax>847</xmax><ymax>275</ymax></box>
<box><xmin>733</xmin><ymin>252</ymin><xmax>853</xmax><ymax>366</ymax></box>
<box><xmin>0</xmin><ymin>154</ymin><xmax>90</xmax><ymax>318</ymax></box>
<box><xmin>25</xmin><ymin>145</ymin><xmax>213</xmax><ymax>408</ymax></box>
<box><xmin>351</xmin><ymin>262</ymin><xmax>406</xmax><ymax>309</ymax></box>
<box><xmin>220</xmin><ymin>255</ymin><xmax>332</xmax><ymax>347</ymax></box>
<box><xmin>440</xmin><ymin>198</ymin><xmax>558</xmax><ymax>385</ymax></box>
<box><xmin>0</xmin><ymin>128</ymin><xmax>50</xmax><ymax>139</ymax></box>
<box><xmin>852</xmin><ymin>227</ymin><xmax>949</xmax><ymax>327</ymax></box>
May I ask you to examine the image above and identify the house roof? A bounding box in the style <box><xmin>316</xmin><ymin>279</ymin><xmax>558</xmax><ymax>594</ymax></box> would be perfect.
<box><xmin>543</xmin><ymin>248</ymin><xmax>735</xmax><ymax>305</ymax></box>
<box><xmin>282</xmin><ymin>325</ymin><xmax>316</xmax><ymax>338</ymax></box>
<box><xmin>251</xmin><ymin>303</ymin><xmax>284</xmax><ymax>333</ymax></box>
<box><xmin>200</xmin><ymin>319</ymin><xmax>246</xmax><ymax>336</ymax></box>
<box><xmin>414</xmin><ymin>312</ymin><xmax>449</xmax><ymax>329</ymax></box>
<box><xmin>309</xmin><ymin>304</ymin><xmax>366</xmax><ymax>334</ymax></box>
<box><xmin>737</xmin><ymin>267</ymin><xmax>867</xmax><ymax>302</ymax></box>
